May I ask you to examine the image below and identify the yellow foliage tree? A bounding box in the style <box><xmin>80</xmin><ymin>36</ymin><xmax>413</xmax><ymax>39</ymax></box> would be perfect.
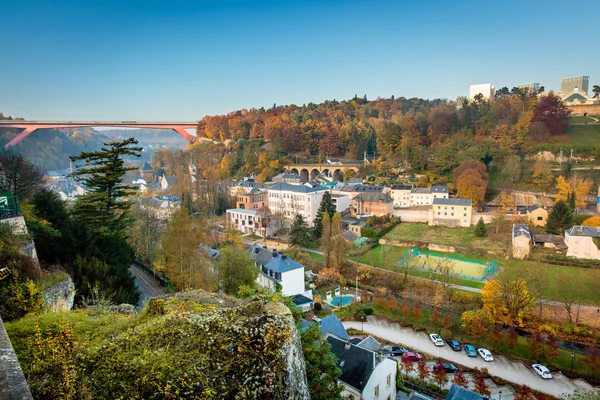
<box><xmin>583</xmin><ymin>216</ymin><xmax>600</xmax><ymax>227</ymax></box>
<box><xmin>481</xmin><ymin>279</ymin><xmax>535</xmax><ymax>326</ymax></box>
<box><xmin>499</xmin><ymin>192</ymin><xmax>515</xmax><ymax>211</ymax></box>
<box><xmin>555</xmin><ymin>176</ymin><xmax>594</xmax><ymax>208</ymax></box>
<box><xmin>256</xmin><ymin>173</ymin><xmax>267</xmax><ymax>182</ymax></box>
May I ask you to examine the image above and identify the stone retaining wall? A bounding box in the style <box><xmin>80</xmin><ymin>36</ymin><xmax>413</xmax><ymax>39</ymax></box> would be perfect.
<box><xmin>0</xmin><ymin>317</ymin><xmax>33</xmax><ymax>400</ymax></box>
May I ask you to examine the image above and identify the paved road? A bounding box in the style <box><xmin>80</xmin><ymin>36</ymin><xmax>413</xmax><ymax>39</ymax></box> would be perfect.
<box><xmin>343</xmin><ymin>318</ymin><xmax>596</xmax><ymax>398</ymax></box>
<box><xmin>129</xmin><ymin>264</ymin><xmax>167</xmax><ymax>310</ymax></box>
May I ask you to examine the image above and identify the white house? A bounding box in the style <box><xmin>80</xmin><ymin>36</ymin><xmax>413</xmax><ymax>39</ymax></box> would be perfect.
<box><xmin>226</xmin><ymin>208</ymin><xmax>274</xmax><ymax>237</ymax></box>
<box><xmin>248</xmin><ymin>244</ymin><xmax>306</xmax><ymax>296</ymax></box>
<box><xmin>391</xmin><ymin>184</ymin><xmax>412</xmax><ymax>208</ymax></box>
<box><xmin>327</xmin><ymin>335</ymin><xmax>397</xmax><ymax>400</ymax></box>
<box><xmin>564</xmin><ymin>225</ymin><xmax>600</xmax><ymax>260</ymax></box>
<box><xmin>160</xmin><ymin>174</ymin><xmax>179</xmax><ymax>191</ymax></box>
<box><xmin>331</xmin><ymin>193</ymin><xmax>351</xmax><ymax>214</ymax></box>
<box><xmin>132</xmin><ymin>175</ymin><xmax>148</xmax><ymax>193</ymax></box>
<box><xmin>267</xmin><ymin>183</ymin><xmax>327</xmax><ymax>226</ymax></box>
<box><xmin>409</xmin><ymin>185</ymin><xmax>449</xmax><ymax>207</ymax></box>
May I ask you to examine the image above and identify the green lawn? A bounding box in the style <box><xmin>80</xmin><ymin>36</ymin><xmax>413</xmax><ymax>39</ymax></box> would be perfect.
<box><xmin>383</xmin><ymin>223</ymin><xmax>509</xmax><ymax>253</ymax></box>
<box><xmin>499</xmin><ymin>259</ymin><xmax>600</xmax><ymax>306</ymax></box>
<box><xmin>569</xmin><ymin>116</ymin><xmax>597</xmax><ymax>124</ymax></box>
<box><xmin>554</xmin><ymin>123</ymin><xmax>600</xmax><ymax>146</ymax></box>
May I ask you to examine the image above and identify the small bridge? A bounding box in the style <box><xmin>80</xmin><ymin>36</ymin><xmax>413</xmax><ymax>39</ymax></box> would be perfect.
<box><xmin>284</xmin><ymin>162</ymin><xmax>363</xmax><ymax>182</ymax></box>
<box><xmin>0</xmin><ymin>120</ymin><xmax>199</xmax><ymax>149</ymax></box>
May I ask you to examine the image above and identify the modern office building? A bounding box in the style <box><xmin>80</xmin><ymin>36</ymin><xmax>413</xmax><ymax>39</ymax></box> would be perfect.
<box><xmin>518</xmin><ymin>83</ymin><xmax>541</xmax><ymax>93</ymax></box>
<box><xmin>469</xmin><ymin>83</ymin><xmax>495</xmax><ymax>100</ymax></box>
<box><xmin>561</xmin><ymin>76</ymin><xmax>589</xmax><ymax>95</ymax></box>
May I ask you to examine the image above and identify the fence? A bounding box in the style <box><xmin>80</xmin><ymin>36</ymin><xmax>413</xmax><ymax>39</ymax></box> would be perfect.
<box><xmin>0</xmin><ymin>192</ymin><xmax>20</xmax><ymax>220</ymax></box>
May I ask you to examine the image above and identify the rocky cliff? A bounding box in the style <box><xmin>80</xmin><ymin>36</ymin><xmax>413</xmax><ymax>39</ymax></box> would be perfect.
<box><xmin>6</xmin><ymin>289</ymin><xmax>311</xmax><ymax>400</ymax></box>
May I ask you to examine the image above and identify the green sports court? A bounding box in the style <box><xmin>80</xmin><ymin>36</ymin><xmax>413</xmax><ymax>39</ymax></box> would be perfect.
<box><xmin>398</xmin><ymin>248</ymin><xmax>497</xmax><ymax>281</ymax></box>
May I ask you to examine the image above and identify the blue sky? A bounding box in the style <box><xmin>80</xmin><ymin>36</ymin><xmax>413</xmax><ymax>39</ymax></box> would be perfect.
<box><xmin>1</xmin><ymin>0</ymin><xmax>598</xmax><ymax>121</ymax></box>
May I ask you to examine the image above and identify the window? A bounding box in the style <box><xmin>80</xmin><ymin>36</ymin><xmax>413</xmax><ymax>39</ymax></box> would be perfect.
<box><xmin>386</xmin><ymin>374</ymin><xmax>391</xmax><ymax>387</ymax></box>
<box><xmin>464</xmin><ymin>213</ymin><xmax>467</xmax><ymax>217</ymax></box>
<box><xmin>537</xmin><ymin>216</ymin><xmax>543</xmax><ymax>221</ymax></box>
<box><xmin>444</xmin><ymin>212</ymin><xmax>447</xmax><ymax>216</ymax></box>
<box><xmin>451</xmin><ymin>213</ymin><xmax>454</xmax><ymax>216</ymax></box>
<box><xmin>437</xmin><ymin>212</ymin><xmax>440</xmax><ymax>216</ymax></box>
<box><xmin>374</xmin><ymin>385</ymin><xmax>380</xmax><ymax>397</ymax></box>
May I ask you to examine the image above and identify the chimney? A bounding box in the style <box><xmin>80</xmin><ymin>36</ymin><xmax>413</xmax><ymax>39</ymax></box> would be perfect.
<box><xmin>262</xmin><ymin>245</ymin><xmax>267</xmax><ymax>249</ymax></box>
<box><xmin>254</xmin><ymin>247</ymin><xmax>260</xmax><ymax>254</ymax></box>
<box><xmin>345</xmin><ymin>341</ymin><xmax>351</xmax><ymax>349</ymax></box>
<box><xmin>272</xmin><ymin>249</ymin><xmax>278</xmax><ymax>257</ymax></box>
<box><xmin>282</xmin><ymin>255</ymin><xmax>287</xmax><ymax>260</ymax></box>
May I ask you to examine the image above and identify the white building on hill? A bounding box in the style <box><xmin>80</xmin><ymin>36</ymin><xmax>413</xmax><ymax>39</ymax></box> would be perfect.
<box><xmin>267</xmin><ymin>183</ymin><xmax>327</xmax><ymax>226</ymax></box>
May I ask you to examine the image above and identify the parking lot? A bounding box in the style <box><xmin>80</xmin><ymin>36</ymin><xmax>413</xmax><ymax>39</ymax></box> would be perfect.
<box><xmin>343</xmin><ymin>318</ymin><xmax>596</xmax><ymax>398</ymax></box>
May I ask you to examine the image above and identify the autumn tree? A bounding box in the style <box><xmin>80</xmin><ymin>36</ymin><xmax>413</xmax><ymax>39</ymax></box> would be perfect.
<box><xmin>490</xmin><ymin>210</ymin><xmax>508</xmax><ymax>234</ymax></box>
<box><xmin>472</xmin><ymin>368</ymin><xmax>491</xmax><ymax>397</ymax></box>
<box><xmin>556</xmin><ymin>274</ymin><xmax>581</xmax><ymax>324</ymax></box>
<box><xmin>127</xmin><ymin>205</ymin><xmax>163</xmax><ymax>265</ymax></box>
<box><xmin>432</xmin><ymin>360</ymin><xmax>448</xmax><ymax>389</ymax></box>
<box><xmin>584</xmin><ymin>348</ymin><xmax>600</xmax><ymax>378</ymax></box>
<box><xmin>527</xmin><ymin>331</ymin><xmax>544</xmax><ymax>360</ymax></box>
<box><xmin>451</xmin><ymin>369</ymin><xmax>468</xmax><ymax>388</ymax></box>
<box><xmin>546</xmin><ymin>200</ymin><xmax>574</xmax><ymax>235</ymax></box>
<box><xmin>481</xmin><ymin>278</ymin><xmax>536</xmax><ymax>326</ymax></box>
<box><xmin>514</xmin><ymin>386</ymin><xmax>533</xmax><ymax>400</ymax></box>
<box><xmin>0</xmin><ymin>151</ymin><xmax>45</xmax><ymax>200</ymax></box>
<box><xmin>417</xmin><ymin>359</ymin><xmax>430</xmax><ymax>382</ymax></box>
<box><xmin>330</xmin><ymin>213</ymin><xmax>349</xmax><ymax>271</ymax></box>
<box><xmin>456</xmin><ymin>169</ymin><xmax>487</xmax><ymax>206</ymax></box>
<box><xmin>583</xmin><ymin>216</ymin><xmax>600</xmax><ymax>227</ymax></box>
<box><xmin>452</xmin><ymin>159</ymin><xmax>488</xmax><ymax>182</ymax></box>
<box><xmin>442</xmin><ymin>314</ymin><xmax>453</xmax><ymax>330</ymax></box>
<box><xmin>321</xmin><ymin>213</ymin><xmax>332</xmax><ymax>268</ymax></box>
<box><xmin>555</xmin><ymin>176</ymin><xmax>594</xmax><ymax>208</ymax></box>
<box><xmin>531</xmin><ymin>159</ymin><xmax>555</xmax><ymax>191</ymax></box>
<box><xmin>216</xmin><ymin>245</ymin><xmax>257</xmax><ymax>295</ymax></box>
<box><xmin>531</xmin><ymin>93</ymin><xmax>571</xmax><ymax>136</ymax></box>
<box><xmin>159</xmin><ymin>207</ymin><xmax>212</xmax><ymax>291</ymax></box>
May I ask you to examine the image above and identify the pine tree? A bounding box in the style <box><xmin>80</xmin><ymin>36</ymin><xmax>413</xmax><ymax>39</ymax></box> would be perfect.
<box><xmin>69</xmin><ymin>138</ymin><xmax>142</xmax><ymax>236</ymax></box>
<box><xmin>313</xmin><ymin>191</ymin><xmax>336</xmax><ymax>238</ymax></box>
<box><xmin>546</xmin><ymin>200</ymin><xmax>574</xmax><ymax>234</ymax></box>
<box><xmin>474</xmin><ymin>217</ymin><xmax>487</xmax><ymax>237</ymax></box>
<box><xmin>568</xmin><ymin>190</ymin><xmax>576</xmax><ymax>211</ymax></box>
<box><xmin>289</xmin><ymin>213</ymin><xmax>311</xmax><ymax>248</ymax></box>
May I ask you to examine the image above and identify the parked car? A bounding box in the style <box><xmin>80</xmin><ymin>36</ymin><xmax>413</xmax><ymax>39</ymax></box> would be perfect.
<box><xmin>446</xmin><ymin>339</ymin><xmax>461</xmax><ymax>351</ymax></box>
<box><xmin>433</xmin><ymin>363</ymin><xmax>458</xmax><ymax>373</ymax></box>
<box><xmin>385</xmin><ymin>346</ymin><xmax>408</xmax><ymax>356</ymax></box>
<box><xmin>478</xmin><ymin>348</ymin><xmax>494</xmax><ymax>362</ymax></box>
<box><xmin>401</xmin><ymin>352</ymin><xmax>423</xmax><ymax>362</ymax></box>
<box><xmin>464</xmin><ymin>344</ymin><xmax>477</xmax><ymax>357</ymax></box>
<box><xmin>429</xmin><ymin>333</ymin><xmax>444</xmax><ymax>346</ymax></box>
<box><xmin>532</xmin><ymin>364</ymin><xmax>553</xmax><ymax>379</ymax></box>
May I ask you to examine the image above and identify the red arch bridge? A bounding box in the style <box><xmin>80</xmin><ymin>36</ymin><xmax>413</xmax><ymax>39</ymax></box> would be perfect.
<box><xmin>0</xmin><ymin>120</ymin><xmax>199</xmax><ymax>149</ymax></box>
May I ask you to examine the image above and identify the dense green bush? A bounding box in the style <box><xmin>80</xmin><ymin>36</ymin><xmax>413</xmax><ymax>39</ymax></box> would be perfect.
<box><xmin>0</xmin><ymin>279</ymin><xmax>43</xmax><ymax>321</ymax></box>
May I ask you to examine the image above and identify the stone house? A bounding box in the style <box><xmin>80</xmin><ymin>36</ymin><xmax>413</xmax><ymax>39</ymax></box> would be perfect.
<box><xmin>526</xmin><ymin>204</ymin><xmax>548</xmax><ymax>227</ymax></box>
<box><xmin>512</xmin><ymin>224</ymin><xmax>531</xmax><ymax>259</ymax></box>
<box><xmin>351</xmin><ymin>192</ymin><xmax>394</xmax><ymax>217</ymax></box>
<box><xmin>564</xmin><ymin>225</ymin><xmax>600</xmax><ymax>260</ymax></box>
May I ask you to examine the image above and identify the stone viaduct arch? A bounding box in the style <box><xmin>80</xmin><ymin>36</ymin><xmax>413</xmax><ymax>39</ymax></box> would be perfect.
<box><xmin>283</xmin><ymin>163</ymin><xmax>361</xmax><ymax>182</ymax></box>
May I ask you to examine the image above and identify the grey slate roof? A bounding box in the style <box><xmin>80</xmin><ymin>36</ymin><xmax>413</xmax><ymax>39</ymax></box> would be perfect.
<box><xmin>353</xmin><ymin>192</ymin><xmax>393</xmax><ymax>203</ymax></box>
<box><xmin>392</xmin><ymin>184</ymin><xmax>413</xmax><ymax>190</ymax></box>
<box><xmin>354</xmin><ymin>184</ymin><xmax>386</xmax><ymax>193</ymax></box>
<box><xmin>431</xmin><ymin>185</ymin><xmax>449</xmax><ymax>193</ymax></box>
<box><xmin>433</xmin><ymin>198</ymin><xmax>472</xmax><ymax>206</ymax></box>
<box><xmin>356</xmin><ymin>336</ymin><xmax>382</xmax><ymax>352</ymax></box>
<box><xmin>411</xmin><ymin>187</ymin><xmax>431</xmax><ymax>194</ymax></box>
<box><xmin>513</xmin><ymin>224</ymin><xmax>531</xmax><ymax>239</ymax></box>
<box><xmin>526</xmin><ymin>204</ymin><xmax>543</xmax><ymax>212</ymax></box>
<box><xmin>566</xmin><ymin>225</ymin><xmax>600</xmax><ymax>237</ymax></box>
<box><xmin>326</xmin><ymin>335</ymin><xmax>378</xmax><ymax>392</ymax></box>
<box><xmin>446</xmin><ymin>384</ymin><xmax>486</xmax><ymax>400</ymax></box>
<box><xmin>139</xmin><ymin>161</ymin><xmax>153</xmax><ymax>172</ymax></box>
<box><xmin>248</xmin><ymin>244</ymin><xmax>303</xmax><ymax>273</ymax></box>
<box><xmin>268</xmin><ymin>183</ymin><xmax>325</xmax><ymax>193</ymax></box>
<box><xmin>320</xmin><ymin>315</ymin><xmax>350</xmax><ymax>340</ymax></box>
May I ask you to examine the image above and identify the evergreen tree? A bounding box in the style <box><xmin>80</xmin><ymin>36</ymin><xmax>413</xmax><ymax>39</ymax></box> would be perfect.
<box><xmin>313</xmin><ymin>191</ymin><xmax>336</xmax><ymax>238</ymax></box>
<box><xmin>546</xmin><ymin>200</ymin><xmax>574</xmax><ymax>234</ymax></box>
<box><xmin>299</xmin><ymin>323</ymin><xmax>343</xmax><ymax>400</ymax></box>
<box><xmin>568</xmin><ymin>190</ymin><xmax>576</xmax><ymax>211</ymax></box>
<box><xmin>289</xmin><ymin>213</ymin><xmax>311</xmax><ymax>248</ymax></box>
<box><xmin>474</xmin><ymin>217</ymin><xmax>487</xmax><ymax>237</ymax></box>
<box><xmin>69</xmin><ymin>138</ymin><xmax>142</xmax><ymax>235</ymax></box>
<box><xmin>216</xmin><ymin>245</ymin><xmax>258</xmax><ymax>295</ymax></box>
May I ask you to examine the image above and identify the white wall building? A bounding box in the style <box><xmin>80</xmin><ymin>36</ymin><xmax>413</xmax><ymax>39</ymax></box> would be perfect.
<box><xmin>409</xmin><ymin>185</ymin><xmax>448</xmax><ymax>206</ymax></box>
<box><xmin>327</xmin><ymin>336</ymin><xmax>397</xmax><ymax>400</ymax></box>
<box><xmin>267</xmin><ymin>183</ymin><xmax>327</xmax><ymax>226</ymax></box>
<box><xmin>564</xmin><ymin>225</ymin><xmax>600</xmax><ymax>260</ymax></box>
<box><xmin>331</xmin><ymin>194</ymin><xmax>351</xmax><ymax>214</ymax></box>
<box><xmin>226</xmin><ymin>208</ymin><xmax>274</xmax><ymax>237</ymax></box>
<box><xmin>249</xmin><ymin>244</ymin><xmax>306</xmax><ymax>296</ymax></box>
<box><xmin>469</xmin><ymin>83</ymin><xmax>495</xmax><ymax>100</ymax></box>
<box><xmin>391</xmin><ymin>185</ymin><xmax>412</xmax><ymax>208</ymax></box>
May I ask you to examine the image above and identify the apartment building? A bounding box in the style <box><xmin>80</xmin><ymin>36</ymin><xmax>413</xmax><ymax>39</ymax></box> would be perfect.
<box><xmin>236</xmin><ymin>188</ymin><xmax>267</xmax><ymax>210</ymax></box>
<box><xmin>429</xmin><ymin>198</ymin><xmax>473</xmax><ymax>227</ymax></box>
<box><xmin>391</xmin><ymin>184</ymin><xmax>412</xmax><ymax>208</ymax></box>
<box><xmin>226</xmin><ymin>208</ymin><xmax>274</xmax><ymax>237</ymax></box>
<box><xmin>267</xmin><ymin>183</ymin><xmax>327</xmax><ymax>226</ymax></box>
<box><xmin>565</xmin><ymin>225</ymin><xmax>600</xmax><ymax>260</ymax></box>
<box><xmin>351</xmin><ymin>192</ymin><xmax>393</xmax><ymax>217</ymax></box>
<box><xmin>410</xmin><ymin>185</ymin><xmax>449</xmax><ymax>206</ymax></box>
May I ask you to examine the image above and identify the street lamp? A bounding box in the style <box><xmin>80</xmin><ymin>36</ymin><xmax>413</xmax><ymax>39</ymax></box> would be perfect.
<box><xmin>498</xmin><ymin>390</ymin><xmax>502</xmax><ymax>400</ymax></box>
<box><xmin>571</xmin><ymin>353</ymin><xmax>575</xmax><ymax>372</ymax></box>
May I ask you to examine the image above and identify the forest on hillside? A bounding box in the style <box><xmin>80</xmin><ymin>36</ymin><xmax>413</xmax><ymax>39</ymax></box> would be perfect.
<box><xmin>153</xmin><ymin>91</ymin><xmax>591</xmax><ymax>187</ymax></box>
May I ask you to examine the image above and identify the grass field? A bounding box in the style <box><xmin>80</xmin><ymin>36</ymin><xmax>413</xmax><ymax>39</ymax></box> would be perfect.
<box><xmin>499</xmin><ymin>259</ymin><xmax>600</xmax><ymax>306</ymax></box>
<box><xmin>553</xmin><ymin>123</ymin><xmax>600</xmax><ymax>146</ymax></box>
<box><xmin>405</xmin><ymin>253</ymin><xmax>487</xmax><ymax>280</ymax></box>
<box><xmin>384</xmin><ymin>223</ymin><xmax>509</xmax><ymax>253</ymax></box>
<box><xmin>569</xmin><ymin>116</ymin><xmax>597</xmax><ymax>124</ymax></box>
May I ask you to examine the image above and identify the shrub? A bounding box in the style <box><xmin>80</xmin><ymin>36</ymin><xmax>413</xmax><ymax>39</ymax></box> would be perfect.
<box><xmin>363</xmin><ymin>307</ymin><xmax>374</xmax><ymax>315</ymax></box>
<box><xmin>313</xmin><ymin>302</ymin><xmax>322</xmax><ymax>311</ymax></box>
<box><xmin>0</xmin><ymin>279</ymin><xmax>43</xmax><ymax>321</ymax></box>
